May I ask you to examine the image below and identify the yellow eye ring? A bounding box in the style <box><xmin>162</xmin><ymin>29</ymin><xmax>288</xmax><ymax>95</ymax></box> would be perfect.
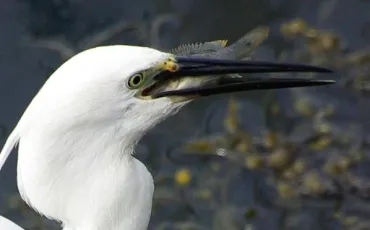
<box><xmin>127</xmin><ymin>73</ymin><xmax>145</xmax><ymax>89</ymax></box>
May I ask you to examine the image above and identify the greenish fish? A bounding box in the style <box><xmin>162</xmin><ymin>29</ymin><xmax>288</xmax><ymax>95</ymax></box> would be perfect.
<box><xmin>146</xmin><ymin>26</ymin><xmax>333</xmax><ymax>103</ymax></box>
<box><xmin>169</xmin><ymin>26</ymin><xmax>270</xmax><ymax>60</ymax></box>
<box><xmin>157</xmin><ymin>26</ymin><xmax>269</xmax><ymax>101</ymax></box>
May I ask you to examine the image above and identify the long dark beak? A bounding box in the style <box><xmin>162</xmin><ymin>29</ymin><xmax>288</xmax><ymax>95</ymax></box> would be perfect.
<box><xmin>143</xmin><ymin>56</ymin><xmax>335</xmax><ymax>99</ymax></box>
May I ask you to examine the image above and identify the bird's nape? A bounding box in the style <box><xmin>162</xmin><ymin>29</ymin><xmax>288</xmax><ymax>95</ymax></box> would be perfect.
<box><xmin>133</xmin><ymin>55</ymin><xmax>335</xmax><ymax>101</ymax></box>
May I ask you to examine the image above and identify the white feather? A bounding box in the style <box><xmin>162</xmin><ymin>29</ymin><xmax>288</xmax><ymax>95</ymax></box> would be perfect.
<box><xmin>0</xmin><ymin>129</ymin><xmax>19</xmax><ymax>171</ymax></box>
<box><xmin>0</xmin><ymin>45</ymin><xmax>189</xmax><ymax>230</ymax></box>
<box><xmin>0</xmin><ymin>216</ymin><xmax>24</xmax><ymax>230</ymax></box>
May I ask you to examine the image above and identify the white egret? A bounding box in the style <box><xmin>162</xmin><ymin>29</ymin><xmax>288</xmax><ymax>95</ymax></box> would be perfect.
<box><xmin>0</xmin><ymin>42</ymin><xmax>334</xmax><ymax>230</ymax></box>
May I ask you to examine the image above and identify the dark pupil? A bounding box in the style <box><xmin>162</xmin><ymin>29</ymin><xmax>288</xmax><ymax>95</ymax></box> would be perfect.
<box><xmin>132</xmin><ymin>75</ymin><xmax>142</xmax><ymax>85</ymax></box>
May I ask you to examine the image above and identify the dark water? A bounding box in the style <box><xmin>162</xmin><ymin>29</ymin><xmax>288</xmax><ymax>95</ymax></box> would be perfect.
<box><xmin>0</xmin><ymin>0</ymin><xmax>370</xmax><ymax>229</ymax></box>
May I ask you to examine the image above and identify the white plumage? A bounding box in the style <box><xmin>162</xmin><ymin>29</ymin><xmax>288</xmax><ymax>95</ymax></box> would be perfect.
<box><xmin>0</xmin><ymin>43</ymin><xmax>333</xmax><ymax>230</ymax></box>
<box><xmin>0</xmin><ymin>46</ymin><xmax>189</xmax><ymax>230</ymax></box>
<box><xmin>0</xmin><ymin>216</ymin><xmax>24</xmax><ymax>230</ymax></box>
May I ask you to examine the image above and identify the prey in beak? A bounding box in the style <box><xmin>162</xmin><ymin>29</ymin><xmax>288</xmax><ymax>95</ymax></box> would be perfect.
<box><xmin>138</xmin><ymin>55</ymin><xmax>335</xmax><ymax>101</ymax></box>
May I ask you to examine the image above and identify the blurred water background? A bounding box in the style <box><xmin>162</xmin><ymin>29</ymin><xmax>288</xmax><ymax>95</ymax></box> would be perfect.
<box><xmin>1</xmin><ymin>0</ymin><xmax>370</xmax><ymax>229</ymax></box>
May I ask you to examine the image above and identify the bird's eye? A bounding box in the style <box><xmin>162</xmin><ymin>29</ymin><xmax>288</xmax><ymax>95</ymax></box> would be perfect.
<box><xmin>127</xmin><ymin>73</ymin><xmax>145</xmax><ymax>89</ymax></box>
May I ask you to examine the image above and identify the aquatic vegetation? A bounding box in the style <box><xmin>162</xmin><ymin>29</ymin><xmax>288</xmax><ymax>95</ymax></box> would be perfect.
<box><xmin>178</xmin><ymin>18</ymin><xmax>370</xmax><ymax>229</ymax></box>
<box><xmin>24</xmin><ymin>13</ymin><xmax>182</xmax><ymax>60</ymax></box>
<box><xmin>175</xmin><ymin>168</ymin><xmax>192</xmax><ymax>186</ymax></box>
<box><xmin>2</xmin><ymin>4</ymin><xmax>370</xmax><ymax>229</ymax></box>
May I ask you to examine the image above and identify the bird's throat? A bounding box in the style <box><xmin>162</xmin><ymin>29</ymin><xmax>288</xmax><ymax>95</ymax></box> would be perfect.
<box><xmin>17</xmin><ymin>128</ymin><xmax>154</xmax><ymax>230</ymax></box>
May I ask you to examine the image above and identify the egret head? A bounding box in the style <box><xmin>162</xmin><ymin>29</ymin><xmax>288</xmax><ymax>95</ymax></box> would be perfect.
<box><xmin>21</xmin><ymin>45</ymin><xmax>333</xmax><ymax>149</ymax></box>
<box><xmin>0</xmin><ymin>44</ymin><xmax>335</xmax><ymax>230</ymax></box>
